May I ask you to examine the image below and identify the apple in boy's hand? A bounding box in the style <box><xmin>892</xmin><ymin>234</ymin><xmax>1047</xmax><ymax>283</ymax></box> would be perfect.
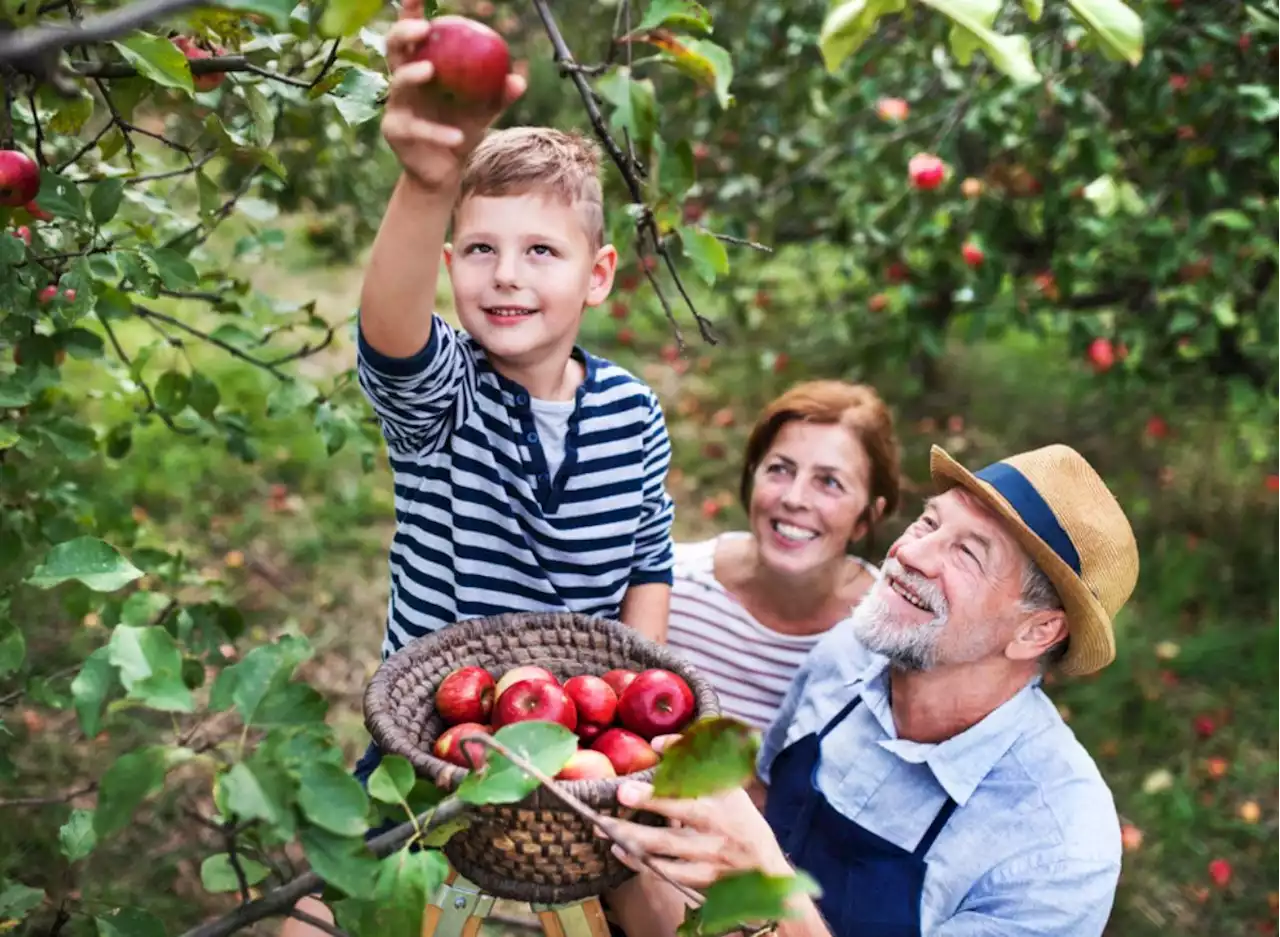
<box><xmin>564</xmin><ymin>675</ymin><xmax>617</xmax><ymax>729</ymax></box>
<box><xmin>434</xmin><ymin>721</ymin><xmax>491</xmax><ymax>768</ymax></box>
<box><xmin>591</xmin><ymin>727</ymin><xmax>660</xmax><ymax>775</ymax></box>
<box><xmin>492</xmin><ymin>679</ymin><xmax>577</xmax><ymax>732</ymax></box>
<box><xmin>617</xmin><ymin>669</ymin><xmax>695</xmax><ymax>739</ymax></box>
<box><xmin>555</xmin><ymin>749</ymin><xmax>617</xmax><ymax>781</ymax></box>
<box><xmin>495</xmin><ymin>665</ymin><xmax>557</xmax><ymax>701</ymax></box>
<box><xmin>600</xmin><ymin>669</ymin><xmax>638</xmax><ymax>699</ymax></box>
<box><xmin>435</xmin><ymin>665</ymin><xmax>495</xmax><ymax>725</ymax></box>
<box><xmin>413</xmin><ymin>15</ymin><xmax>511</xmax><ymax>108</ymax></box>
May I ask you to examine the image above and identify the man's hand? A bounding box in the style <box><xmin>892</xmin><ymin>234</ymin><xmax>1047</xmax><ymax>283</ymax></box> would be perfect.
<box><xmin>381</xmin><ymin>0</ymin><xmax>525</xmax><ymax>191</ymax></box>
<box><xmin>605</xmin><ymin>778</ymin><xmax>794</xmax><ymax>890</ymax></box>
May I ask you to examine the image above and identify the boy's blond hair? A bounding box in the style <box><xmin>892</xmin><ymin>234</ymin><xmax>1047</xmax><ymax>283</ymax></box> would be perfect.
<box><xmin>458</xmin><ymin>126</ymin><xmax>606</xmax><ymax>249</ymax></box>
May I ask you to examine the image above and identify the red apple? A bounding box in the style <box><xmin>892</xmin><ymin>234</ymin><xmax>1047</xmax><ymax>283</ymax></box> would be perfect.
<box><xmin>495</xmin><ymin>665</ymin><xmax>557</xmax><ymax>701</ymax></box>
<box><xmin>617</xmin><ymin>327</ymin><xmax>635</xmax><ymax>346</ymax></box>
<box><xmin>1208</xmin><ymin>858</ymin><xmax>1232</xmax><ymax>888</ymax></box>
<box><xmin>563</xmin><ymin>674</ymin><xmax>617</xmax><ymax>729</ymax></box>
<box><xmin>435</xmin><ymin>665</ymin><xmax>495</xmax><ymax>725</ymax></box>
<box><xmin>885</xmin><ymin>261</ymin><xmax>909</xmax><ymax>284</ymax></box>
<box><xmin>617</xmin><ymin>669</ymin><xmax>695</xmax><ymax>739</ymax></box>
<box><xmin>1144</xmin><ymin>416</ymin><xmax>1169</xmax><ymax>440</ymax></box>
<box><xmin>0</xmin><ymin>150</ymin><xmax>40</xmax><ymax>208</ymax></box>
<box><xmin>868</xmin><ymin>293</ymin><xmax>888</xmax><ymax>313</ymax></box>
<box><xmin>961</xmin><ymin>241</ymin><xmax>984</xmax><ymax>267</ymax></box>
<box><xmin>1087</xmin><ymin>337</ymin><xmax>1115</xmax><ymax>374</ymax></box>
<box><xmin>63</xmin><ymin>289</ymin><xmax>76</xmax><ymax>302</ymax></box>
<box><xmin>12</xmin><ymin>226</ymin><xmax>32</xmax><ymax>246</ymax></box>
<box><xmin>413</xmin><ymin>15</ymin><xmax>511</xmax><ymax>108</ymax></box>
<box><xmin>907</xmin><ymin>153</ymin><xmax>945</xmax><ymax>190</ymax></box>
<box><xmin>591</xmin><ymin>727</ymin><xmax>660</xmax><ymax>775</ymax></box>
<box><xmin>555</xmin><ymin>749</ymin><xmax>617</xmax><ymax>781</ymax></box>
<box><xmin>492</xmin><ymin>679</ymin><xmax>577</xmax><ymax>732</ymax></box>
<box><xmin>600</xmin><ymin>670</ymin><xmax>637</xmax><ymax>699</ymax></box>
<box><xmin>172</xmin><ymin>36</ymin><xmax>226</xmax><ymax>92</ymax></box>
<box><xmin>875</xmin><ymin>97</ymin><xmax>909</xmax><ymax>122</ymax></box>
<box><xmin>610</xmin><ymin>300</ymin><xmax>629</xmax><ymax>320</ymax></box>
<box><xmin>38</xmin><ymin>285</ymin><xmax>59</xmax><ymax>304</ymax></box>
<box><xmin>433</xmin><ymin>721</ymin><xmax>491</xmax><ymax>769</ymax></box>
<box><xmin>1169</xmin><ymin>74</ymin><xmax>1188</xmax><ymax>92</ymax></box>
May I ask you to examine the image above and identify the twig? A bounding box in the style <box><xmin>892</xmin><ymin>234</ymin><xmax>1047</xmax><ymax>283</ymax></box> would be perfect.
<box><xmin>287</xmin><ymin>909</ymin><xmax>350</xmax><ymax>937</ymax></box>
<box><xmin>0</xmin><ymin>783</ymin><xmax>96</xmax><ymax>808</ymax></box>
<box><xmin>25</xmin><ymin>88</ymin><xmax>47</xmax><ymax>167</ymax></box>
<box><xmin>157</xmin><ymin>287</ymin><xmax>224</xmax><ymax>303</ymax></box>
<box><xmin>223</xmin><ymin>821</ymin><xmax>253</xmax><ymax>905</ymax></box>
<box><xmin>530</xmin><ymin>0</ymin><xmax>718</xmax><ymax>349</ymax></box>
<box><xmin>176</xmin><ymin>797</ymin><xmax>470</xmax><ymax>937</ymax></box>
<box><xmin>125</xmin><ymin>150</ymin><xmax>216</xmax><ymax>184</ymax></box>
<box><xmin>693</xmin><ymin>228</ymin><xmax>772</xmax><ymax>253</ymax></box>
<box><xmin>464</xmin><ymin>732</ymin><xmax>706</xmax><ymax>908</ymax></box>
<box><xmin>0</xmin><ymin>664</ymin><xmax>79</xmax><ymax>707</ymax></box>
<box><xmin>130</xmin><ymin>305</ymin><xmax>288</xmax><ymax>379</ymax></box>
<box><xmin>55</xmin><ymin>118</ymin><xmax>117</xmax><ymax>172</ymax></box>
<box><xmin>97</xmin><ymin>309</ymin><xmax>197</xmax><ymax>433</ymax></box>
<box><xmin>92</xmin><ymin>76</ymin><xmax>137</xmax><ymax>168</ymax></box>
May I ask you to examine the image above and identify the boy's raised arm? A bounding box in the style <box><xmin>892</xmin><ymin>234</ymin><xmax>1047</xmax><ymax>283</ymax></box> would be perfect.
<box><xmin>359</xmin><ymin>0</ymin><xmax>525</xmax><ymax>360</ymax></box>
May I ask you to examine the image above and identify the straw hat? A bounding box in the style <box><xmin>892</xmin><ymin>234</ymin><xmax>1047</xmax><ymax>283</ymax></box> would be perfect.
<box><xmin>929</xmin><ymin>443</ymin><xmax>1139</xmax><ymax>676</ymax></box>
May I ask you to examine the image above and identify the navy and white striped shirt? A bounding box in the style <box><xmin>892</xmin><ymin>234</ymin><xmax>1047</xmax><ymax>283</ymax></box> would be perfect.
<box><xmin>358</xmin><ymin>314</ymin><xmax>676</xmax><ymax>658</ymax></box>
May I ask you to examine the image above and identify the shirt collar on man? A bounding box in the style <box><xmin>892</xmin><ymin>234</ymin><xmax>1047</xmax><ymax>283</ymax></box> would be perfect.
<box><xmin>844</xmin><ymin>656</ymin><xmax>1046</xmax><ymax>807</ymax></box>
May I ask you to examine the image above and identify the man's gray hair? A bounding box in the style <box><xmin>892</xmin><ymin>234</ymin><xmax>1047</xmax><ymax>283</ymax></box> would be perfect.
<box><xmin>1020</xmin><ymin>558</ymin><xmax>1069</xmax><ymax>667</ymax></box>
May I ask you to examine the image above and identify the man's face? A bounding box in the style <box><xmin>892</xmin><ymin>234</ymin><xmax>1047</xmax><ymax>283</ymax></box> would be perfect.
<box><xmin>851</xmin><ymin>488</ymin><xmax>1031</xmax><ymax>670</ymax></box>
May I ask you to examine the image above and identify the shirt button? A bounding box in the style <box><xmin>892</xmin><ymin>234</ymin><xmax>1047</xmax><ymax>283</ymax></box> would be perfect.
<box><xmin>526</xmin><ymin>431</ymin><xmax>539</xmax><ymax>443</ymax></box>
<box><xmin>516</xmin><ymin>394</ymin><xmax>528</xmax><ymax>405</ymax></box>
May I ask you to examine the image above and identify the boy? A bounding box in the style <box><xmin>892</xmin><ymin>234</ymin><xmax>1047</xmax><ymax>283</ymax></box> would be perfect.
<box><xmin>358</xmin><ymin>6</ymin><xmax>675</xmax><ymax>659</ymax></box>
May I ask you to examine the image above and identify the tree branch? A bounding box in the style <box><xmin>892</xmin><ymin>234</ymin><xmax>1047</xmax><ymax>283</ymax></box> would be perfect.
<box><xmin>0</xmin><ymin>0</ymin><xmax>206</xmax><ymax>68</ymax></box>
<box><xmin>530</xmin><ymin>0</ymin><xmax>719</xmax><ymax>349</ymax></box>
<box><xmin>0</xmin><ymin>783</ymin><xmax>96</xmax><ymax>808</ymax></box>
<box><xmin>97</xmin><ymin>309</ymin><xmax>197</xmax><ymax>434</ymax></box>
<box><xmin>177</xmin><ymin>797</ymin><xmax>470</xmax><ymax>937</ymax></box>
<box><xmin>131</xmin><ymin>304</ymin><xmax>289</xmax><ymax>380</ymax></box>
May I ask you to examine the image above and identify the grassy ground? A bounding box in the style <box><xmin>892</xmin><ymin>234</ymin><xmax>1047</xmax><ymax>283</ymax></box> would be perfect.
<box><xmin>5</xmin><ymin>215</ymin><xmax>1276</xmax><ymax>936</ymax></box>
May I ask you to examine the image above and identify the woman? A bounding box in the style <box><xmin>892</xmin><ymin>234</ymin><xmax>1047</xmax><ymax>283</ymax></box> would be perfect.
<box><xmin>664</xmin><ymin>379</ymin><xmax>902</xmax><ymax>739</ymax></box>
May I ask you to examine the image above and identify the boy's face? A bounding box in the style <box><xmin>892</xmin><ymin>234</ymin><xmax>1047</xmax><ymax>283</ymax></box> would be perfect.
<box><xmin>444</xmin><ymin>191</ymin><xmax>616</xmax><ymax>377</ymax></box>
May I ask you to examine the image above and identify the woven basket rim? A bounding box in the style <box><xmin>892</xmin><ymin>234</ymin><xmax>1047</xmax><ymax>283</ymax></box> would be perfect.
<box><xmin>363</xmin><ymin>611</ymin><xmax>722</xmax><ymax>805</ymax></box>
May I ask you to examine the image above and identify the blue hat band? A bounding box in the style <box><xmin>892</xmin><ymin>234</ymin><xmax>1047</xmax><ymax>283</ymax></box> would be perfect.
<box><xmin>974</xmin><ymin>462</ymin><xmax>1083</xmax><ymax>576</ymax></box>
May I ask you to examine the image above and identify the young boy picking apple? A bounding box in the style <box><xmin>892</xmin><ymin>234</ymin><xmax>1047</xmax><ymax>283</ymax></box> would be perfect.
<box><xmin>357</xmin><ymin>0</ymin><xmax>676</xmax><ymax>661</ymax></box>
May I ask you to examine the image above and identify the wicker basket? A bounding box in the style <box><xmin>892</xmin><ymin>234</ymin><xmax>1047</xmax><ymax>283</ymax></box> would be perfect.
<box><xmin>363</xmin><ymin>611</ymin><xmax>722</xmax><ymax>904</ymax></box>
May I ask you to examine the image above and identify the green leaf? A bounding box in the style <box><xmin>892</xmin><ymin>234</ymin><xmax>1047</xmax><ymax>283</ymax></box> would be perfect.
<box><xmin>154</xmin><ymin>371</ymin><xmax>191</xmax><ymax>414</ymax></box>
<box><xmin>62</xmin><ymin>327</ymin><xmax>105</xmax><ymax>360</ymax></box>
<box><xmin>188</xmin><ymin>372</ymin><xmax>221</xmax><ymax>418</ymax></box>
<box><xmin>94</xmin><ymin>908</ymin><xmax>165</xmax><ymax>937</ymax></box>
<box><xmin>367</xmin><ymin>754</ymin><xmax>416</xmax><ymax>805</ymax></box>
<box><xmin>254</xmin><ymin>682</ymin><xmax>328</xmax><ymax>724</ymax></box>
<box><xmin>195</xmin><ymin>170</ymin><xmax>221</xmax><ymax>219</ymax></box>
<box><xmin>59</xmin><ymin>808</ymin><xmax>97</xmax><ymax>862</ymax></box>
<box><xmin>297</xmin><ymin>761</ymin><xmax>371</xmax><ymax>836</ymax></box>
<box><xmin>658</xmin><ymin>137</ymin><xmax>696</xmax><ymax>199</ymax></box>
<box><xmin>0</xmin><ymin>882</ymin><xmax>45</xmax><ymax>920</ymax></box>
<box><xmin>0</xmin><ymin>629</ymin><xmax>25</xmax><ymax>678</ymax></box>
<box><xmin>213</xmin><ymin>0</ymin><xmax>294</xmax><ymax>30</ymax></box>
<box><xmin>651</xmin><ymin>716</ymin><xmax>761</xmax><ymax>798</ymax></box>
<box><xmin>72</xmin><ymin>647</ymin><xmax>115</xmax><ymax>738</ymax></box>
<box><xmin>300</xmin><ymin>828</ymin><xmax>380</xmax><ymax>899</ymax></box>
<box><xmin>321</xmin><ymin>0</ymin><xmax>383</xmax><ymax>37</ymax></box>
<box><xmin>90</xmin><ymin>178</ymin><xmax>125</xmax><ymax>224</ymax></box>
<box><xmin>1206</xmin><ymin>209</ymin><xmax>1252</xmax><ymax>231</ymax></box>
<box><xmin>647</xmin><ymin>36</ymin><xmax>735</xmax><ymax>109</ymax></box>
<box><xmin>112</xmin><ymin>33</ymin><xmax>194</xmax><ymax>93</ymax></box>
<box><xmin>331</xmin><ymin>66</ymin><xmax>388</xmax><ymax>126</ymax></box>
<box><xmin>1083</xmin><ymin>174</ymin><xmax>1119</xmax><ymax>216</ymax></box>
<box><xmin>335</xmin><ymin>850</ymin><xmax>450</xmax><ymax>936</ymax></box>
<box><xmin>596</xmin><ymin>70</ymin><xmax>659</xmax><ymax>155</ymax></box>
<box><xmin>209</xmin><ymin>322</ymin><xmax>259</xmax><ymax>348</ymax></box>
<box><xmin>48</xmin><ymin>91</ymin><xmax>95</xmax><ymax>135</ymax></box>
<box><xmin>94</xmin><ymin>746</ymin><xmax>168</xmax><ymax>839</ymax></box>
<box><xmin>635</xmin><ymin>0</ymin><xmax>713</xmax><ymax>35</ymax></box>
<box><xmin>240</xmin><ymin>83</ymin><xmax>276</xmax><ymax>146</ymax></box>
<box><xmin>679</xmin><ymin>227</ymin><xmax>729</xmax><ymax>286</ymax></box>
<box><xmin>456</xmin><ymin>721</ymin><xmax>576</xmax><ymax>806</ymax></box>
<box><xmin>1022</xmin><ymin>0</ymin><xmax>1044</xmax><ymax>20</ymax></box>
<box><xmin>107</xmin><ymin>625</ymin><xmax>194</xmax><ymax>713</ymax></box>
<box><xmin>209</xmin><ymin>635</ymin><xmax>313</xmax><ymax>724</ymax></box>
<box><xmin>38</xmin><ymin>417</ymin><xmax>99</xmax><ymax>461</ymax></box>
<box><xmin>945</xmin><ymin>0</ymin><xmax>999</xmax><ymax>66</ymax></box>
<box><xmin>818</xmin><ymin>0</ymin><xmax>905</xmax><ymax>73</ymax></box>
<box><xmin>200</xmin><ymin>853</ymin><xmax>270</xmax><ymax>893</ymax></box>
<box><xmin>141</xmin><ymin>247</ymin><xmax>198</xmax><ymax>289</ymax></box>
<box><xmin>1065</xmin><ymin>0</ymin><xmax>1143</xmax><ymax>65</ymax></box>
<box><xmin>218</xmin><ymin>762</ymin><xmax>283</xmax><ymax>825</ymax></box>
<box><xmin>36</xmin><ymin>169</ymin><xmax>88</xmax><ymax>221</ymax></box>
<box><xmin>679</xmin><ymin>869</ymin><xmax>822</xmax><ymax>936</ymax></box>
<box><xmin>918</xmin><ymin>0</ymin><xmax>1041</xmax><ymax>83</ymax></box>
<box><xmin>27</xmin><ymin>537</ymin><xmax>143</xmax><ymax>592</ymax></box>
<box><xmin>267</xmin><ymin>378</ymin><xmax>320</xmax><ymax>418</ymax></box>
<box><xmin>0</xmin><ymin>426</ymin><xmax>19</xmax><ymax>451</ymax></box>
<box><xmin>1212</xmin><ymin>296</ymin><xmax>1238</xmax><ymax>328</ymax></box>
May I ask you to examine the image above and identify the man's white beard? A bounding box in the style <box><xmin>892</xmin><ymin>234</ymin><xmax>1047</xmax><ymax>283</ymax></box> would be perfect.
<box><xmin>850</xmin><ymin>557</ymin><xmax>951</xmax><ymax>671</ymax></box>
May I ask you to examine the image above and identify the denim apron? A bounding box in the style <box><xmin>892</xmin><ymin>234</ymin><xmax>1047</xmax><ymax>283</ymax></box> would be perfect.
<box><xmin>763</xmin><ymin>696</ymin><xmax>957</xmax><ymax>937</ymax></box>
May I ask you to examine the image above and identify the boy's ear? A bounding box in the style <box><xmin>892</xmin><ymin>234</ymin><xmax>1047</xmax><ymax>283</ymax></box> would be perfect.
<box><xmin>442</xmin><ymin>243</ymin><xmax>453</xmax><ymax>271</ymax></box>
<box><xmin>586</xmin><ymin>243</ymin><xmax>619</xmax><ymax>307</ymax></box>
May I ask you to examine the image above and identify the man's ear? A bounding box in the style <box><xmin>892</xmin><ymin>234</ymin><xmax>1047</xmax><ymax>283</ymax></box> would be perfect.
<box><xmin>442</xmin><ymin>243</ymin><xmax>453</xmax><ymax>271</ymax></box>
<box><xmin>1005</xmin><ymin>610</ymin><xmax>1069</xmax><ymax>663</ymax></box>
<box><xmin>586</xmin><ymin>243</ymin><xmax>619</xmax><ymax>307</ymax></box>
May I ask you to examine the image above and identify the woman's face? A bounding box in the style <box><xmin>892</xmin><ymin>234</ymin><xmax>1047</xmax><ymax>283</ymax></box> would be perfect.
<box><xmin>749</xmin><ymin>420</ymin><xmax>876</xmax><ymax>578</ymax></box>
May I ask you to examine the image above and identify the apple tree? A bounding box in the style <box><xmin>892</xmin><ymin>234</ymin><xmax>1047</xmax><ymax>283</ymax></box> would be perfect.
<box><xmin>0</xmin><ymin>0</ymin><xmax>1160</xmax><ymax>934</ymax></box>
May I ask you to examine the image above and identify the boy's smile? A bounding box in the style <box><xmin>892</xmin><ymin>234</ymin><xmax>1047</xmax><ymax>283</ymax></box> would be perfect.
<box><xmin>445</xmin><ymin>191</ymin><xmax>616</xmax><ymax>397</ymax></box>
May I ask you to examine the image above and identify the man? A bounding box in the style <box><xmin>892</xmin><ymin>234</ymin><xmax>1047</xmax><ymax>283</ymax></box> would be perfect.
<box><xmin>603</xmin><ymin>443</ymin><xmax>1139</xmax><ymax>937</ymax></box>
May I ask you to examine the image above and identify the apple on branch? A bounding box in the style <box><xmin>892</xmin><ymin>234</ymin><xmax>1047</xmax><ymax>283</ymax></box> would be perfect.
<box><xmin>0</xmin><ymin>150</ymin><xmax>40</xmax><ymax>208</ymax></box>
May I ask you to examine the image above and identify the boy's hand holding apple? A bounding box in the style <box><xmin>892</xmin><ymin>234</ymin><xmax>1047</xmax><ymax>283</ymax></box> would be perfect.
<box><xmin>382</xmin><ymin>0</ymin><xmax>526</xmax><ymax>191</ymax></box>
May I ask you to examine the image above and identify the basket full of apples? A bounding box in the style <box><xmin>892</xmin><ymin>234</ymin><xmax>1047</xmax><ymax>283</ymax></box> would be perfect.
<box><xmin>363</xmin><ymin>611</ymin><xmax>720</xmax><ymax>903</ymax></box>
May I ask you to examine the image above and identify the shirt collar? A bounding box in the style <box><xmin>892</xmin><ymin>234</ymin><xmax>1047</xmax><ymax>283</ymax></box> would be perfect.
<box><xmin>845</xmin><ymin>657</ymin><xmax>1045</xmax><ymax>807</ymax></box>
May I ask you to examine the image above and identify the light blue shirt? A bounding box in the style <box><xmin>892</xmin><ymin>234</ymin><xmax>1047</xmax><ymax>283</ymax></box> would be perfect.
<box><xmin>758</xmin><ymin>619</ymin><xmax>1122</xmax><ymax>936</ymax></box>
